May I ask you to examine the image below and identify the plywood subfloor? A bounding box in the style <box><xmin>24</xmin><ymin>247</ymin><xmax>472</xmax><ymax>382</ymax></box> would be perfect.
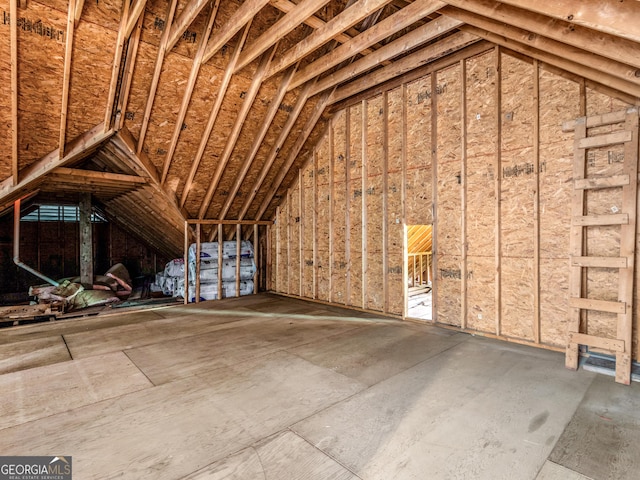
<box><xmin>0</xmin><ymin>293</ymin><xmax>637</xmax><ymax>479</ymax></box>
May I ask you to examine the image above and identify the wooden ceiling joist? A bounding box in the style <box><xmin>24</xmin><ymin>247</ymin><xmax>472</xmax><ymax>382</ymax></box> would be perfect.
<box><xmin>180</xmin><ymin>22</ymin><xmax>252</xmax><ymax>208</ymax></box>
<box><xmin>497</xmin><ymin>0</ymin><xmax>640</xmax><ymax>44</ymax></box>
<box><xmin>0</xmin><ymin>123</ymin><xmax>114</xmax><ymax>206</ymax></box>
<box><xmin>234</xmin><ymin>0</ymin><xmax>333</xmax><ymax>73</ymax></box>
<box><xmin>136</xmin><ymin>0</ymin><xmax>180</xmax><ymax>154</ymax></box>
<box><xmin>161</xmin><ymin>1</ymin><xmax>220</xmax><ymax>185</ymax></box>
<box><xmin>198</xmin><ymin>46</ymin><xmax>277</xmax><ymax>219</ymax></box>
<box><xmin>202</xmin><ymin>0</ymin><xmax>272</xmax><ymax>64</ymax></box>
<box><xmin>219</xmin><ymin>65</ymin><xmax>298</xmax><ymax>221</ymax></box>
<box><xmin>289</xmin><ymin>0</ymin><xmax>447</xmax><ymax>92</ymax></box>
<box><xmin>48</xmin><ymin>168</ymin><xmax>147</xmax><ymax>187</ymax></box>
<box><xmin>266</xmin><ymin>0</ymin><xmax>397</xmax><ymax>79</ymax></box>
<box><xmin>59</xmin><ymin>0</ymin><xmax>77</xmax><ymax>159</ymax></box>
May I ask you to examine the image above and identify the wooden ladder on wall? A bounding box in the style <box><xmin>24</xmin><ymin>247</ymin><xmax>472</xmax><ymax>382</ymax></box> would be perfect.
<box><xmin>564</xmin><ymin>108</ymin><xmax>639</xmax><ymax>385</ymax></box>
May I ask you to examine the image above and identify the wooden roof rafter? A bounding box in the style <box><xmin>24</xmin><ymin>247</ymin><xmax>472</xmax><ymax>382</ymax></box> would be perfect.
<box><xmin>167</xmin><ymin>0</ymin><xmax>210</xmax><ymax>50</ymax></box>
<box><xmin>180</xmin><ymin>22</ymin><xmax>253</xmax><ymax>208</ymax></box>
<box><xmin>442</xmin><ymin>0</ymin><xmax>640</xmax><ymax>71</ymax></box>
<box><xmin>59</xmin><ymin>0</ymin><xmax>77</xmax><ymax>159</ymax></box>
<box><xmin>266</xmin><ymin>0</ymin><xmax>397</xmax><ymax>79</ymax></box>
<box><xmin>255</xmin><ymin>88</ymin><xmax>334</xmax><ymax>221</ymax></box>
<box><xmin>234</xmin><ymin>0</ymin><xmax>334</xmax><ymax>73</ymax></box>
<box><xmin>440</xmin><ymin>8</ymin><xmax>640</xmax><ymax>96</ymax></box>
<box><xmin>136</xmin><ymin>0</ymin><xmax>180</xmax><ymax>154</ymax></box>
<box><xmin>104</xmin><ymin>0</ymin><xmax>132</xmax><ymax>133</ymax></box>
<box><xmin>235</xmin><ymin>79</ymin><xmax>317</xmax><ymax>222</ymax></box>
<box><xmin>124</xmin><ymin>0</ymin><xmax>149</xmax><ymax>39</ymax></box>
<box><xmin>496</xmin><ymin>0</ymin><xmax>640</xmax><ymax>44</ymax></box>
<box><xmin>161</xmin><ymin>0</ymin><xmax>221</xmax><ymax>185</ymax></box>
<box><xmin>269</xmin><ymin>0</ymin><xmax>378</xmax><ymax>57</ymax></box>
<box><xmin>218</xmin><ymin>64</ymin><xmax>299</xmax><ymax>221</ymax></box>
<box><xmin>10</xmin><ymin>0</ymin><xmax>18</xmax><ymax>186</ymax></box>
<box><xmin>288</xmin><ymin>0</ymin><xmax>449</xmax><ymax>91</ymax></box>
<box><xmin>198</xmin><ymin>45</ymin><xmax>278</xmax><ymax>219</ymax></box>
<box><xmin>202</xmin><ymin>0</ymin><xmax>273</xmax><ymax>64</ymax></box>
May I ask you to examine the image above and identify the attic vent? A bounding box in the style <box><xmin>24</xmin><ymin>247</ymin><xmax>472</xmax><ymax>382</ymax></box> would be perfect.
<box><xmin>21</xmin><ymin>205</ymin><xmax>107</xmax><ymax>223</ymax></box>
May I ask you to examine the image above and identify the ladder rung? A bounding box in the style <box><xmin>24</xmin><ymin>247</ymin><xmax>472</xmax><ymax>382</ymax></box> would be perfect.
<box><xmin>572</xmin><ymin>214</ymin><xmax>629</xmax><ymax>226</ymax></box>
<box><xmin>562</xmin><ymin>110</ymin><xmax>630</xmax><ymax>132</ymax></box>
<box><xmin>568</xmin><ymin>332</ymin><xmax>625</xmax><ymax>353</ymax></box>
<box><xmin>570</xmin><ymin>297</ymin><xmax>626</xmax><ymax>314</ymax></box>
<box><xmin>574</xmin><ymin>175</ymin><xmax>630</xmax><ymax>190</ymax></box>
<box><xmin>571</xmin><ymin>256</ymin><xmax>628</xmax><ymax>268</ymax></box>
<box><xmin>578</xmin><ymin>131</ymin><xmax>632</xmax><ymax>149</ymax></box>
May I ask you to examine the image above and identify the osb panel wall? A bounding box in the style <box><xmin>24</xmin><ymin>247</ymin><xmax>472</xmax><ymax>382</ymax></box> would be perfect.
<box><xmin>0</xmin><ymin>0</ymin><xmax>121</xmax><ymax>177</ymax></box>
<box><xmin>270</xmin><ymin>46</ymin><xmax>639</xmax><ymax>358</ymax></box>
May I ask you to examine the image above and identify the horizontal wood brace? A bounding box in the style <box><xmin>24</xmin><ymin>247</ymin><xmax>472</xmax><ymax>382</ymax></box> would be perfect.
<box><xmin>187</xmin><ymin>219</ymin><xmax>274</xmax><ymax>225</ymax></box>
<box><xmin>570</xmin><ymin>297</ymin><xmax>626</xmax><ymax>314</ymax></box>
<box><xmin>574</xmin><ymin>175</ymin><xmax>630</xmax><ymax>190</ymax></box>
<box><xmin>578</xmin><ymin>131</ymin><xmax>632</xmax><ymax>149</ymax></box>
<box><xmin>571</xmin><ymin>256</ymin><xmax>628</xmax><ymax>268</ymax></box>
<box><xmin>568</xmin><ymin>332</ymin><xmax>625</xmax><ymax>353</ymax></box>
<box><xmin>572</xmin><ymin>213</ymin><xmax>629</xmax><ymax>226</ymax></box>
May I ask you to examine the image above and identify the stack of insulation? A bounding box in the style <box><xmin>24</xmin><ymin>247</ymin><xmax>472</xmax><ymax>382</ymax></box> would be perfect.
<box><xmin>185</xmin><ymin>241</ymin><xmax>256</xmax><ymax>301</ymax></box>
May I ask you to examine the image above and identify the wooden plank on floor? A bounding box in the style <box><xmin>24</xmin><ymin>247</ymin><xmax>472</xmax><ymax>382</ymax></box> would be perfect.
<box><xmin>0</xmin><ymin>336</ymin><xmax>71</xmax><ymax>375</ymax></box>
<box><xmin>0</xmin><ymin>352</ymin><xmax>152</xmax><ymax>430</ymax></box>
<box><xmin>183</xmin><ymin>430</ymin><xmax>357</xmax><ymax>479</ymax></box>
<box><xmin>0</xmin><ymin>351</ymin><xmax>363</xmax><ymax>479</ymax></box>
<box><xmin>125</xmin><ymin>317</ymin><xmax>364</xmax><ymax>385</ymax></box>
<box><xmin>549</xmin><ymin>375</ymin><xmax>640</xmax><ymax>479</ymax></box>
<box><xmin>63</xmin><ymin>314</ymin><xmax>271</xmax><ymax>359</ymax></box>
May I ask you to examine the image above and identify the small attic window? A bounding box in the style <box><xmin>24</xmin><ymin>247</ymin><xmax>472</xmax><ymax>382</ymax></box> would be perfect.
<box><xmin>21</xmin><ymin>205</ymin><xmax>107</xmax><ymax>223</ymax></box>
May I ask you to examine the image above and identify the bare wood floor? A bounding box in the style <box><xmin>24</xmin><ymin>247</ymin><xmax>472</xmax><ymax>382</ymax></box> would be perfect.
<box><xmin>0</xmin><ymin>293</ymin><xmax>638</xmax><ymax>479</ymax></box>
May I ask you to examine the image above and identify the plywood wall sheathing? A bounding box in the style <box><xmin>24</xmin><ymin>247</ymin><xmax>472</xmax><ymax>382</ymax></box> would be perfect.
<box><xmin>270</xmin><ymin>39</ymin><xmax>639</xmax><ymax>359</ymax></box>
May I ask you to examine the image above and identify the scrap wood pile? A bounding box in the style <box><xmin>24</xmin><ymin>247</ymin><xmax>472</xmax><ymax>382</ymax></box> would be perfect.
<box><xmin>28</xmin><ymin>263</ymin><xmax>133</xmax><ymax>313</ymax></box>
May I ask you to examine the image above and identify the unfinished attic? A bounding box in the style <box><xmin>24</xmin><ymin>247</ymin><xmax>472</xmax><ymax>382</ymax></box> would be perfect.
<box><xmin>1</xmin><ymin>0</ymin><xmax>640</xmax><ymax>477</ymax></box>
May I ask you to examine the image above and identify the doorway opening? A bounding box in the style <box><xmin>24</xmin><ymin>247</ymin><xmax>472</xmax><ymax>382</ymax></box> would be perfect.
<box><xmin>407</xmin><ymin>225</ymin><xmax>432</xmax><ymax>320</ymax></box>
